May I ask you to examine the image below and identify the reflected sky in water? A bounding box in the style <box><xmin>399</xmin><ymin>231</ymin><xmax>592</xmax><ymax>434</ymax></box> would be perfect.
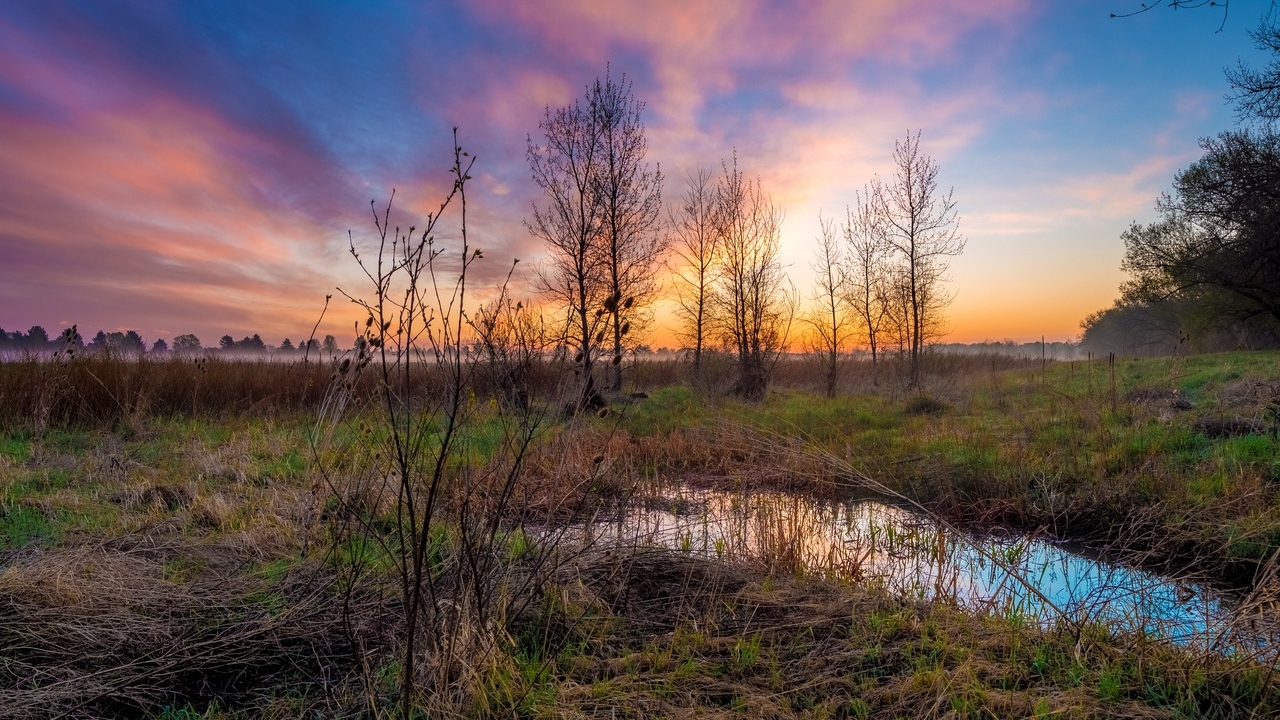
<box><xmin>582</xmin><ymin>488</ymin><xmax>1274</xmax><ymax>655</ymax></box>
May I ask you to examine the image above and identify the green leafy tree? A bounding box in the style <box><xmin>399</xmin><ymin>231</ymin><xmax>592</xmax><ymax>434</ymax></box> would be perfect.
<box><xmin>1122</xmin><ymin>129</ymin><xmax>1280</xmax><ymax>331</ymax></box>
<box><xmin>25</xmin><ymin>325</ymin><xmax>50</xmax><ymax>351</ymax></box>
<box><xmin>173</xmin><ymin>334</ymin><xmax>202</xmax><ymax>354</ymax></box>
<box><xmin>121</xmin><ymin>330</ymin><xmax>146</xmax><ymax>355</ymax></box>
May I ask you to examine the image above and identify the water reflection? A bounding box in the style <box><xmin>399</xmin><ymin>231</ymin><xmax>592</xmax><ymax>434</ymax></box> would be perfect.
<box><xmin>583</xmin><ymin>488</ymin><xmax>1273</xmax><ymax>654</ymax></box>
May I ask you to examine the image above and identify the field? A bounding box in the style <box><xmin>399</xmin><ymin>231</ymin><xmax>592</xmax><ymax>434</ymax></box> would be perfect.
<box><xmin>2</xmin><ymin>350</ymin><xmax>1280</xmax><ymax>718</ymax></box>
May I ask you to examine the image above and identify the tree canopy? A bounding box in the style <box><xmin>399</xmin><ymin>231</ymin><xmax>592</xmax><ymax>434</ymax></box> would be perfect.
<box><xmin>1121</xmin><ymin>129</ymin><xmax>1280</xmax><ymax>328</ymax></box>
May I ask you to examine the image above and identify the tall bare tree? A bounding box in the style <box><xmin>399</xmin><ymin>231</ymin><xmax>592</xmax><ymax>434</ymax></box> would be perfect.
<box><xmin>842</xmin><ymin>193</ymin><xmax>892</xmax><ymax>385</ymax></box>
<box><xmin>882</xmin><ymin>265</ymin><xmax>912</xmax><ymax>358</ymax></box>
<box><xmin>872</xmin><ymin>131</ymin><xmax>964</xmax><ymax>387</ymax></box>
<box><xmin>592</xmin><ymin>69</ymin><xmax>665</xmax><ymax>391</ymax></box>
<box><xmin>526</xmin><ymin>82</ymin><xmax>608</xmax><ymax>409</ymax></box>
<box><xmin>668</xmin><ymin>167</ymin><xmax>719</xmax><ymax>371</ymax></box>
<box><xmin>804</xmin><ymin>214</ymin><xmax>851</xmax><ymax>397</ymax></box>
<box><xmin>712</xmin><ymin>155</ymin><xmax>795</xmax><ymax>401</ymax></box>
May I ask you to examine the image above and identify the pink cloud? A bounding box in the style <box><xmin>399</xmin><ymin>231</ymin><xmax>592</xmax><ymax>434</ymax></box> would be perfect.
<box><xmin>0</xmin><ymin>100</ymin><xmax>359</xmax><ymax>343</ymax></box>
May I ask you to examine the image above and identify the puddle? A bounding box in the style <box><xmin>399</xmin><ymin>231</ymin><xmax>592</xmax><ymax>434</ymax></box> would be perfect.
<box><xmin>578</xmin><ymin>487</ymin><xmax>1277</xmax><ymax>655</ymax></box>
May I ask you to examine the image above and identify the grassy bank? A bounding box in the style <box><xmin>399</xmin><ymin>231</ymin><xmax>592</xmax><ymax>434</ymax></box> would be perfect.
<box><xmin>597</xmin><ymin>352</ymin><xmax>1280</xmax><ymax>586</ymax></box>
<box><xmin>491</xmin><ymin>551</ymin><xmax>1277</xmax><ymax>719</ymax></box>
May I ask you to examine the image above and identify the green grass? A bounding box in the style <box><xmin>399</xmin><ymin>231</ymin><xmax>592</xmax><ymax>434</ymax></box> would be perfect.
<box><xmin>0</xmin><ymin>432</ymin><xmax>32</xmax><ymax>464</ymax></box>
<box><xmin>0</xmin><ymin>503</ymin><xmax>62</xmax><ymax>548</ymax></box>
<box><xmin>616</xmin><ymin>384</ymin><xmax>709</xmax><ymax>436</ymax></box>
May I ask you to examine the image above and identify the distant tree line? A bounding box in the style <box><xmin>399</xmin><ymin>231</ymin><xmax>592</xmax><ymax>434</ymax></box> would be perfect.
<box><xmin>0</xmin><ymin>326</ymin><xmax>346</xmax><ymax>358</ymax></box>
<box><xmin>1083</xmin><ymin>18</ymin><xmax>1280</xmax><ymax>355</ymax></box>
<box><xmin>934</xmin><ymin>340</ymin><xmax>1081</xmax><ymax>361</ymax></box>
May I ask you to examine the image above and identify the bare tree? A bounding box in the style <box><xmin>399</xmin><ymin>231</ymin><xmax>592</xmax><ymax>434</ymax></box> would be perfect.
<box><xmin>803</xmin><ymin>214</ymin><xmax>851</xmax><ymax>397</ymax></box>
<box><xmin>1228</xmin><ymin>19</ymin><xmax>1280</xmax><ymax>126</ymax></box>
<box><xmin>872</xmin><ymin>131</ymin><xmax>964</xmax><ymax>388</ymax></box>
<box><xmin>592</xmin><ymin>69</ymin><xmax>665</xmax><ymax>391</ymax></box>
<box><xmin>842</xmin><ymin>192</ymin><xmax>892</xmax><ymax>385</ymax></box>
<box><xmin>526</xmin><ymin>85</ymin><xmax>608</xmax><ymax>409</ymax></box>
<box><xmin>1111</xmin><ymin>0</ymin><xmax>1277</xmax><ymax>32</ymax></box>
<box><xmin>881</xmin><ymin>263</ymin><xmax>913</xmax><ymax>359</ymax></box>
<box><xmin>668</xmin><ymin>167</ymin><xmax>720</xmax><ymax>371</ymax></box>
<box><xmin>712</xmin><ymin>155</ymin><xmax>796</xmax><ymax>401</ymax></box>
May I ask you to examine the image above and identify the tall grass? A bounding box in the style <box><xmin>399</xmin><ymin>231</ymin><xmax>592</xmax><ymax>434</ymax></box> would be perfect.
<box><xmin>0</xmin><ymin>355</ymin><xmax>332</xmax><ymax>431</ymax></box>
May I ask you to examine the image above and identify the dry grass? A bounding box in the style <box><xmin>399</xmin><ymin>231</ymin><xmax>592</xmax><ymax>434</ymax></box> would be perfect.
<box><xmin>0</xmin><ymin>540</ymin><xmax>369</xmax><ymax>719</ymax></box>
<box><xmin>0</xmin><ymin>356</ymin><xmax>335</xmax><ymax>432</ymax></box>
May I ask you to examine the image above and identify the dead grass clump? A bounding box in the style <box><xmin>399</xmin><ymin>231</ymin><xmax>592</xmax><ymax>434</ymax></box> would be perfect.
<box><xmin>189</xmin><ymin>435</ymin><xmax>253</xmax><ymax>485</ymax></box>
<box><xmin>113</xmin><ymin>482</ymin><xmax>193</xmax><ymax>513</ymax></box>
<box><xmin>1214</xmin><ymin>379</ymin><xmax>1270</xmax><ymax>410</ymax></box>
<box><xmin>0</xmin><ymin>543</ymin><xmax>366</xmax><ymax>719</ymax></box>
<box><xmin>904</xmin><ymin>394</ymin><xmax>949</xmax><ymax>416</ymax></box>
<box><xmin>575</xmin><ymin>549</ymin><xmax>752</xmax><ymax>625</ymax></box>
<box><xmin>1125</xmin><ymin>386</ymin><xmax>1193</xmax><ymax>410</ymax></box>
<box><xmin>189</xmin><ymin>490</ymin><xmax>234</xmax><ymax>530</ymax></box>
<box><xmin>1194</xmin><ymin>417</ymin><xmax>1268</xmax><ymax>438</ymax></box>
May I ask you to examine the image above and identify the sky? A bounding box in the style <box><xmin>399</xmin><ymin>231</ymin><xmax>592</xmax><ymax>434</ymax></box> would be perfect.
<box><xmin>0</xmin><ymin>0</ymin><xmax>1273</xmax><ymax>348</ymax></box>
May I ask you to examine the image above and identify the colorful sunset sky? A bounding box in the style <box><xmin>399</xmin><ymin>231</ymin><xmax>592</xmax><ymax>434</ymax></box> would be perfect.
<box><xmin>0</xmin><ymin>1</ymin><xmax>1271</xmax><ymax>348</ymax></box>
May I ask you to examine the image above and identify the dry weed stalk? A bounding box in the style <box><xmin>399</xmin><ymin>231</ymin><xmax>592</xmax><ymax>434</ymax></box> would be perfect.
<box><xmin>311</xmin><ymin>131</ymin><xmax>597</xmax><ymax>718</ymax></box>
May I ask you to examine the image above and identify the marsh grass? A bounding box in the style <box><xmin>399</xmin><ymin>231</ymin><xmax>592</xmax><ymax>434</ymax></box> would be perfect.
<box><xmin>0</xmin><ymin>413</ymin><xmax>374</xmax><ymax>718</ymax></box>
<box><xmin>2</xmin><ymin>347</ymin><xmax>1280</xmax><ymax>716</ymax></box>
<box><xmin>0</xmin><ymin>355</ymin><xmax>335</xmax><ymax>432</ymax></box>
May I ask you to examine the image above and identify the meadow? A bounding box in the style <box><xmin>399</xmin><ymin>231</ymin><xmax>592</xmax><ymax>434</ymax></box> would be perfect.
<box><xmin>2</xmin><ymin>349</ymin><xmax>1280</xmax><ymax>718</ymax></box>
